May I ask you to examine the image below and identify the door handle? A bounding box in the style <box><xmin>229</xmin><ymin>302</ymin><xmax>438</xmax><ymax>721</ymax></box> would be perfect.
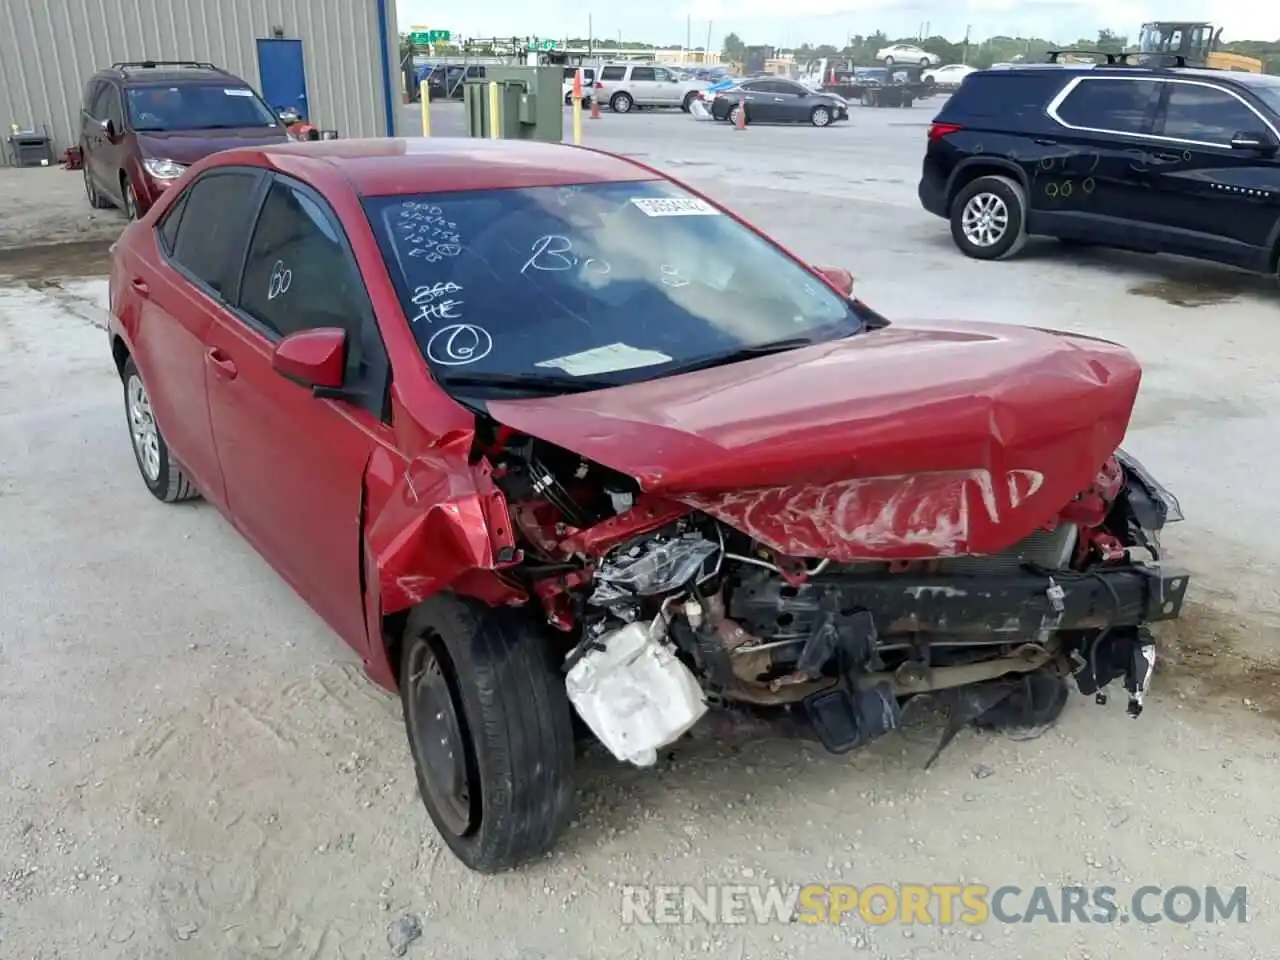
<box><xmin>1033</xmin><ymin>138</ymin><xmax>1057</xmax><ymax>145</ymax></box>
<box><xmin>129</xmin><ymin>277</ymin><xmax>150</xmax><ymax>296</ymax></box>
<box><xmin>205</xmin><ymin>348</ymin><xmax>238</xmax><ymax>380</ymax></box>
<box><xmin>1153</xmin><ymin>152</ymin><xmax>1184</xmax><ymax>163</ymax></box>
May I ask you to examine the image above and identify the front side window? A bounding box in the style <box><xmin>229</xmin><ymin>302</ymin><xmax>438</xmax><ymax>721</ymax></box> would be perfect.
<box><xmin>126</xmin><ymin>83</ymin><xmax>279</xmax><ymax>132</ymax></box>
<box><xmin>238</xmin><ymin>180</ymin><xmax>369</xmax><ymax>355</ymax></box>
<box><xmin>653</xmin><ymin>68</ymin><xmax>673</xmax><ymax>82</ymax></box>
<box><xmin>1054</xmin><ymin>78</ymin><xmax>1159</xmax><ymax>135</ymax></box>
<box><xmin>631</xmin><ymin>67</ymin><xmax>657</xmax><ymax>82</ymax></box>
<box><xmin>363</xmin><ymin>180</ymin><xmax>862</xmax><ymax>393</ymax></box>
<box><xmin>1161</xmin><ymin>84</ymin><xmax>1263</xmax><ymax>143</ymax></box>
<box><xmin>600</xmin><ymin>66</ymin><xmax>626</xmax><ymax>81</ymax></box>
<box><xmin>168</xmin><ymin>171</ymin><xmax>261</xmax><ymax>293</ymax></box>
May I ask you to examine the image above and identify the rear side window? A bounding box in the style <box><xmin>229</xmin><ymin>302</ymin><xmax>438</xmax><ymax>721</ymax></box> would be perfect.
<box><xmin>631</xmin><ymin>67</ymin><xmax>656</xmax><ymax>82</ymax></box>
<box><xmin>939</xmin><ymin>72</ymin><xmax>1064</xmax><ymax>122</ymax></box>
<box><xmin>1160</xmin><ymin>84</ymin><xmax>1263</xmax><ymax>143</ymax></box>
<box><xmin>600</xmin><ymin>66</ymin><xmax>625</xmax><ymax>81</ymax></box>
<box><xmin>157</xmin><ymin>191</ymin><xmax>189</xmax><ymax>253</ymax></box>
<box><xmin>169</xmin><ymin>171</ymin><xmax>261</xmax><ymax>294</ymax></box>
<box><xmin>1052</xmin><ymin>78</ymin><xmax>1159</xmax><ymax>135</ymax></box>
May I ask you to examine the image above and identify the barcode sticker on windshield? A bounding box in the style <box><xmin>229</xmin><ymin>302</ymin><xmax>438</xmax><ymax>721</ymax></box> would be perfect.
<box><xmin>630</xmin><ymin>197</ymin><xmax>719</xmax><ymax>217</ymax></box>
<box><xmin>223</xmin><ymin>88</ymin><xmax>255</xmax><ymax>97</ymax></box>
<box><xmin>536</xmin><ymin>343</ymin><xmax>672</xmax><ymax>376</ymax></box>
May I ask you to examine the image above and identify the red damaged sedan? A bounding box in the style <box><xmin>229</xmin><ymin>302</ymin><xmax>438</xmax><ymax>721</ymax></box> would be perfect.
<box><xmin>107</xmin><ymin>138</ymin><xmax>1189</xmax><ymax>873</ymax></box>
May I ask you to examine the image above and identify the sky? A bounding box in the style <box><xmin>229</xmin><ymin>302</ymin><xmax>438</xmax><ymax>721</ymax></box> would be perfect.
<box><xmin>394</xmin><ymin>0</ymin><xmax>1278</xmax><ymax>49</ymax></box>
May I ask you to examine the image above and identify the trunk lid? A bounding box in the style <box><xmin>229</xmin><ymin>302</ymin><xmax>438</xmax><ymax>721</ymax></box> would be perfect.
<box><xmin>487</xmin><ymin>321</ymin><xmax>1142</xmax><ymax>561</ymax></box>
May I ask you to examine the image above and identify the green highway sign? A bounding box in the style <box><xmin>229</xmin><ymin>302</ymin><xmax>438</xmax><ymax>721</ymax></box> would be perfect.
<box><xmin>526</xmin><ymin>39</ymin><xmax>556</xmax><ymax>51</ymax></box>
<box><xmin>409</xmin><ymin>29</ymin><xmax>450</xmax><ymax>44</ymax></box>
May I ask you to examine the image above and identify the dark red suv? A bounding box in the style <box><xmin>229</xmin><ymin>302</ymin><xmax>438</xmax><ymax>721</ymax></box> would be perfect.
<box><xmin>80</xmin><ymin>60</ymin><xmax>291</xmax><ymax>219</ymax></box>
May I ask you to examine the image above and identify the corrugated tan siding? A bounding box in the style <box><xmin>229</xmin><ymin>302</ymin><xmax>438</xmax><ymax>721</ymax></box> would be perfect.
<box><xmin>0</xmin><ymin>0</ymin><xmax>398</xmax><ymax>165</ymax></box>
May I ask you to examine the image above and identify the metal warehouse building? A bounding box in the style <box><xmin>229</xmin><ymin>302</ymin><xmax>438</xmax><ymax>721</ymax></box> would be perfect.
<box><xmin>0</xmin><ymin>0</ymin><xmax>402</xmax><ymax>166</ymax></box>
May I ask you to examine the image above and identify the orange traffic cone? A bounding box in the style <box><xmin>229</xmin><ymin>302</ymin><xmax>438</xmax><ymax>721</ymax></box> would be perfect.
<box><xmin>590</xmin><ymin>85</ymin><xmax>603</xmax><ymax>119</ymax></box>
<box><xmin>733</xmin><ymin>94</ymin><xmax>746</xmax><ymax>131</ymax></box>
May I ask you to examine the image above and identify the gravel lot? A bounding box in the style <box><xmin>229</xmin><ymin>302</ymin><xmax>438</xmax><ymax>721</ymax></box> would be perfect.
<box><xmin>2</xmin><ymin>101</ymin><xmax>1278</xmax><ymax>960</ymax></box>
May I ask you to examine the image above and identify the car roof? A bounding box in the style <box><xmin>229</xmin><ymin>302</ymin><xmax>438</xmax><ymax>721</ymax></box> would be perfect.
<box><xmin>219</xmin><ymin>138</ymin><xmax>663</xmax><ymax>197</ymax></box>
<box><xmin>97</xmin><ymin>65</ymin><xmax>235</xmax><ymax>85</ymax></box>
<box><xmin>984</xmin><ymin>63</ymin><xmax>1280</xmax><ymax>88</ymax></box>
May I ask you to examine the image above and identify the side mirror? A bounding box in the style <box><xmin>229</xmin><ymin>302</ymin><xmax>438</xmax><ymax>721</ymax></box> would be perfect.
<box><xmin>278</xmin><ymin>107</ymin><xmax>301</xmax><ymax>124</ymax></box>
<box><xmin>813</xmin><ymin>265</ymin><xmax>855</xmax><ymax>297</ymax></box>
<box><xmin>100</xmin><ymin>118</ymin><xmax>116</xmax><ymax>140</ymax></box>
<box><xmin>272</xmin><ymin>327</ymin><xmax>346</xmax><ymax>393</ymax></box>
<box><xmin>1229</xmin><ymin>131</ymin><xmax>1278</xmax><ymax>155</ymax></box>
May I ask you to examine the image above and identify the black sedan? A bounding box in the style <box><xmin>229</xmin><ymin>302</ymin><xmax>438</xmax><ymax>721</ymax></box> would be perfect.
<box><xmin>708</xmin><ymin>78</ymin><xmax>848</xmax><ymax>126</ymax></box>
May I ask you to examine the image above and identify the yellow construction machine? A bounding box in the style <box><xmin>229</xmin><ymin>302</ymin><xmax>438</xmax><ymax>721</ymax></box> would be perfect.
<box><xmin>1136</xmin><ymin>21</ymin><xmax>1262</xmax><ymax>72</ymax></box>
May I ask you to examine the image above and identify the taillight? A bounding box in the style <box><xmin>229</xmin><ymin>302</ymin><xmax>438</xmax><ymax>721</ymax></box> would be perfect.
<box><xmin>928</xmin><ymin>121</ymin><xmax>962</xmax><ymax>142</ymax></box>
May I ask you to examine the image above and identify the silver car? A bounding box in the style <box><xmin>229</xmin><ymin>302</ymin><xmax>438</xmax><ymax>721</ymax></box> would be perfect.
<box><xmin>595</xmin><ymin>63</ymin><xmax>710</xmax><ymax>113</ymax></box>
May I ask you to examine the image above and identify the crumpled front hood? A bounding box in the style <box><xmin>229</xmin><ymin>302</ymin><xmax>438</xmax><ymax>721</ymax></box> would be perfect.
<box><xmin>488</xmin><ymin>321</ymin><xmax>1143</xmax><ymax>560</ymax></box>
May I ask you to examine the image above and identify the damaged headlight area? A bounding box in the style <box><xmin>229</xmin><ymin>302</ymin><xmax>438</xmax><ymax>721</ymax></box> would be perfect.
<box><xmin>489</xmin><ymin>433</ymin><xmax>1191</xmax><ymax>769</ymax></box>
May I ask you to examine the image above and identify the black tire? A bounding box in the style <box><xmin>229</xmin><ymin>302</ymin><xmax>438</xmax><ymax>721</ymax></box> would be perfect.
<box><xmin>83</xmin><ymin>157</ymin><xmax>110</xmax><ymax>209</ymax></box>
<box><xmin>681</xmin><ymin>91</ymin><xmax>697</xmax><ymax>112</ymax></box>
<box><xmin>883</xmin><ymin>56</ymin><xmax>895</xmax><ymax>66</ymax></box>
<box><xmin>610</xmin><ymin>91</ymin><xmax>633</xmax><ymax>113</ymax></box>
<box><xmin>400</xmin><ymin>595</ymin><xmax>575</xmax><ymax>874</ymax></box>
<box><xmin>809</xmin><ymin>105</ymin><xmax>832</xmax><ymax>127</ymax></box>
<box><xmin>949</xmin><ymin>175</ymin><xmax>1028</xmax><ymax>261</ymax></box>
<box><xmin>120</xmin><ymin>357</ymin><xmax>199</xmax><ymax>503</ymax></box>
<box><xmin>919</xmin><ymin>57</ymin><xmax>931</xmax><ymax>67</ymax></box>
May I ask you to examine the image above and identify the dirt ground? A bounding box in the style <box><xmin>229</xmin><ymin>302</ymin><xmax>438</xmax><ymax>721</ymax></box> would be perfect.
<box><xmin>3</xmin><ymin>110</ymin><xmax>1280</xmax><ymax>960</ymax></box>
<box><xmin>0</xmin><ymin>166</ymin><xmax>125</xmax><ymax>250</ymax></box>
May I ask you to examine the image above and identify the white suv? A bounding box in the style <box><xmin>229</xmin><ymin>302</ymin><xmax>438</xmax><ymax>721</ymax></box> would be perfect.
<box><xmin>595</xmin><ymin>63</ymin><xmax>710</xmax><ymax>113</ymax></box>
<box><xmin>562</xmin><ymin>67</ymin><xmax>597</xmax><ymax>107</ymax></box>
<box><xmin>875</xmin><ymin>44</ymin><xmax>941</xmax><ymax>67</ymax></box>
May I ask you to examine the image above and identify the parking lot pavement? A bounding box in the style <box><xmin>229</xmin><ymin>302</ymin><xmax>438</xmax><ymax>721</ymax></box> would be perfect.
<box><xmin>3</xmin><ymin>111</ymin><xmax>1280</xmax><ymax>959</ymax></box>
<box><xmin>0</xmin><ymin>165</ymin><xmax>126</xmax><ymax>249</ymax></box>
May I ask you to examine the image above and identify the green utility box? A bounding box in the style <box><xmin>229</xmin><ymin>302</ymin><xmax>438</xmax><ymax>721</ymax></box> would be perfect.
<box><xmin>463</xmin><ymin>66</ymin><xmax>564</xmax><ymax>142</ymax></box>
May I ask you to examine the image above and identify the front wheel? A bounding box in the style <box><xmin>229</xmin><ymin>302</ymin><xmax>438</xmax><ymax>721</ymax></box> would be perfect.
<box><xmin>810</xmin><ymin>105</ymin><xmax>832</xmax><ymax>127</ymax></box>
<box><xmin>919</xmin><ymin>57</ymin><xmax>931</xmax><ymax>67</ymax></box>
<box><xmin>400</xmin><ymin>595</ymin><xmax>576</xmax><ymax>874</ymax></box>
<box><xmin>121</xmin><ymin>357</ymin><xmax>199</xmax><ymax>503</ymax></box>
<box><xmin>610</xmin><ymin>91</ymin><xmax>633</xmax><ymax>113</ymax></box>
<box><xmin>883</xmin><ymin>56</ymin><xmax>895</xmax><ymax>66</ymax></box>
<box><xmin>122</xmin><ymin>177</ymin><xmax>139</xmax><ymax>220</ymax></box>
<box><xmin>950</xmin><ymin>175</ymin><xmax>1028</xmax><ymax>261</ymax></box>
<box><xmin>83</xmin><ymin>159</ymin><xmax>110</xmax><ymax>209</ymax></box>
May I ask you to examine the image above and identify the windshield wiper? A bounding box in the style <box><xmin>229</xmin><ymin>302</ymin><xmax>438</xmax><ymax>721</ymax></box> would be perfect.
<box><xmin>436</xmin><ymin>372</ymin><xmax>617</xmax><ymax>395</ymax></box>
<box><xmin>657</xmin><ymin>336</ymin><xmax>822</xmax><ymax>378</ymax></box>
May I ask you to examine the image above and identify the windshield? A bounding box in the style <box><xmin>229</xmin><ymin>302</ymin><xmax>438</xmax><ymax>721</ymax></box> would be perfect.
<box><xmin>126</xmin><ymin>83</ymin><xmax>279</xmax><ymax>131</ymax></box>
<box><xmin>363</xmin><ymin>180</ymin><xmax>862</xmax><ymax>392</ymax></box>
<box><xmin>1251</xmin><ymin>82</ymin><xmax>1280</xmax><ymax>114</ymax></box>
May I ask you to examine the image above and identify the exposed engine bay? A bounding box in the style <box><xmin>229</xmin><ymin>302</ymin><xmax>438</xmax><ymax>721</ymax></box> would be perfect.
<box><xmin>475</xmin><ymin>423</ymin><xmax>1190</xmax><ymax>767</ymax></box>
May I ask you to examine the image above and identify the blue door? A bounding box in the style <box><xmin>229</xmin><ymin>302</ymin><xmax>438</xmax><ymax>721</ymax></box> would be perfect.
<box><xmin>256</xmin><ymin>38</ymin><xmax>309</xmax><ymax>120</ymax></box>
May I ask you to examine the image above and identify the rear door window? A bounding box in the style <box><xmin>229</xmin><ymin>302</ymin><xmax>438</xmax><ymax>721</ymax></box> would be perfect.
<box><xmin>167</xmin><ymin>170</ymin><xmax>263</xmax><ymax>295</ymax></box>
<box><xmin>1051</xmin><ymin>77</ymin><xmax>1160</xmax><ymax>135</ymax></box>
<box><xmin>631</xmin><ymin>67</ymin><xmax>656</xmax><ymax>82</ymax></box>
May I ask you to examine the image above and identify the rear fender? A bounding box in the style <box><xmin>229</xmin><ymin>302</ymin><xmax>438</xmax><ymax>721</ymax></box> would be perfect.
<box><xmin>945</xmin><ymin>157</ymin><xmax>1030</xmax><ymax>213</ymax></box>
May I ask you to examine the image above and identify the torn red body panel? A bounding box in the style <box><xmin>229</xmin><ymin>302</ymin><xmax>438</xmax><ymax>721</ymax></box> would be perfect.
<box><xmin>365</xmin><ymin>449</ymin><xmax>524</xmax><ymax>616</ymax></box>
<box><xmin>487</xmin><ymin>320</ymin><xmax>1143</xmax><ymax>560</ymax></box>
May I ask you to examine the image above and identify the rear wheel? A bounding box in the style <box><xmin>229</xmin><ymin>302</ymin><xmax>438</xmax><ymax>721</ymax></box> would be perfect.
<box><xmin>400</xmin><ymin>595</ymin><xmax>576</xmax><ymax>874</ymax></box>
<box><xmin>919</xmin><ymin>57</ymin><xmax>931</xmax><ymax>67</ymax></box>
<box><xmin>950</xmin><ymin>175</ymin><xmax>1028</xmax><ymax>261</ymax></box>
<box><xmin>610</xmin><ymin>91</ymin><xmax>633</xmax><ymax>113</ymax></box>
<box><xmin>121</xmin><ymin>358</ymin><xmax>199</xmax><ymax>503</ymax></box>
<box><xmin>883</xmin><ymin>55</ymin><xmax>895</xmax><ymax>66</ymax></box>
<box><xmin>83</xmin><ymin>158</ymin><xmax>110</xmax><ymax>209</ymax></box>
<box><xmin>681</xmin><ymin>91</ymin><xmax>698</xmax><ymax>112</ymax></box>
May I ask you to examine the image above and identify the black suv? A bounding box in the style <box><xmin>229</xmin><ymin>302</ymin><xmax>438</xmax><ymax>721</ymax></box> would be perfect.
<box><xmin>918</xmin><ymin>57</ymin><xmax>1280</xmax><ymax>277</ymax></box>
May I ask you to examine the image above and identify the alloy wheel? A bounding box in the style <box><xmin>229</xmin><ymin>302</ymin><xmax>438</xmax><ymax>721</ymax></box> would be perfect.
<box><xmin>126</xmin><ymin>374</ymin><xmax>161</xmax><ymax>482</ymax></box>
<box><xmin>960</xmin><ymin>192</ymin><xmax>1009</xmax><ymax>248</ymax></box>
<box><xmin>812</xmin><ymin>107</ymin><xmax>830</xmax><ymax>127</ymax></box>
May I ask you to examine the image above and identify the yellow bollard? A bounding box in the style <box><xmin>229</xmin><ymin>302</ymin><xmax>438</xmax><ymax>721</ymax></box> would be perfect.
<box><xmin>488</xmin><ymin>81</ymin><xmax>500</xmax><ymax>139</ymax></box>
<box><xmin>571</xmin><ymin>69</ymin><xmax>583</xmax><ymax>146</ymax></box>
<box><xmin>420</xmin><ymin>82</ymin><xmax>431</xmax><ymax>138</ymax></box>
